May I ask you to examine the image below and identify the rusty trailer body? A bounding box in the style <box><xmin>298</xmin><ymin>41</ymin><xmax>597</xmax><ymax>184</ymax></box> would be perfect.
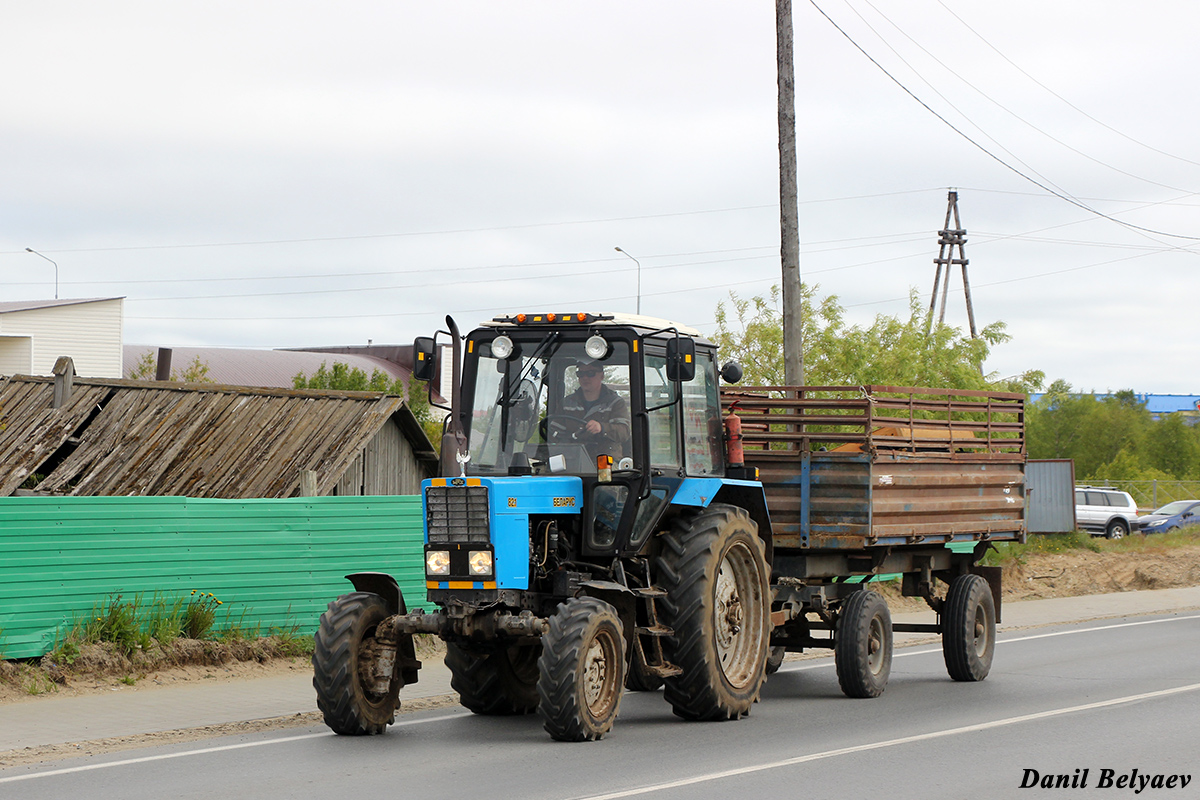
<box><xmin>723</xmin><ymin>384</ymin><xmax>1026</xmax><ymax>580</ymax></box>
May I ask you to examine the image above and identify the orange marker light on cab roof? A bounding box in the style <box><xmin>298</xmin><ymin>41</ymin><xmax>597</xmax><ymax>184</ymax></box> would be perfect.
<box><xmin>516</xmin><ymin>313</ymin><xmax>527</xmax><ymax>323</ymax></box>
<box><xmin>576</xmin><ymin>312</ymin><xmax>587</xmax><ymax>321</ymax></box>
<box><xmin>547</xmin><ymin>312</ymin><xmax>556</xmax><ymax>322</ymax></box>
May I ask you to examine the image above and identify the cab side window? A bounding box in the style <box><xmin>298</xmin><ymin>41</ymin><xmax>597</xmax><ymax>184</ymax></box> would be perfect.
<box><xmin>681</xmin><ymin>352</ymin><xmax>723</xmax><ymax>476</ymax></box>
<box><xmin>644</xmin><ymin>354</ymin><xmax>680</xmax><ymax>469</ymax></box>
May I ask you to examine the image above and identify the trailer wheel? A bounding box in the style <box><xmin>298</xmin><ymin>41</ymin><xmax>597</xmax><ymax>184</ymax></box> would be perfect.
<box><xmin>537</xmin><ymin>597</ymin><xmax>626</xmax><ymax>741</ymax></box>
<box><xmin>313</xmin><ymin>592</ymin><xmax>399</xmax><ymax>735</ymax></box>
<box><xmin>765</xmin><ymin>645</ymin><xmax>786</xmax><ymax>675</ymax></box>
<box><xmin>834</xmin><ymin>590</ymin><xmax>892</xmax><ymax>698</ymax></box>
<box><xmin>446</xmin><ymin>642</ymin><xmax>540</xmax><ymax>715</ymax></box>
<box><xmin>658</xmin><ymin>505</ymin><xmax>770</xmax><ymax>721</ymax></box>
<box><xmin>942</xmin><ymin>574</ymin><xmax>995</xmax><ymax>681</ymax></box>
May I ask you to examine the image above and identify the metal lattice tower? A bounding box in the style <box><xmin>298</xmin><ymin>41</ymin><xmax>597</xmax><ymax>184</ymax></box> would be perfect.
<box><xmin>928</xmin><ymin>189</ymin><xmax>977</xmax><ymax>338</ymax></box>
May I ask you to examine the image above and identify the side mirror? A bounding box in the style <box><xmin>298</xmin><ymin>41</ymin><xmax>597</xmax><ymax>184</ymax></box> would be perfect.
<box><xmin>412</xmin><ymin>337</ymin><xmax>437</xmax><ymax>382</ymax></box>
<box><xmin>720</xmin><ymin>361</ymin><xmax>743</xmax><ymax>384</ymax></box>
<box><xmin>665</xmin><ymin>336</ymin><xmax>696</xmax><ymax>383</ymax></box>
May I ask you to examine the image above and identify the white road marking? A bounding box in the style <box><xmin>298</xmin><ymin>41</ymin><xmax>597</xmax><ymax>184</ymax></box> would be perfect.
<box><xmin>777</xmin><ymin>612</ymin><xmax>1200</xmax><ymax>671</ymax></box>
<box><xmin>566</xmin><ymin>682</ymin><xmax>1200</xmax><ymax>800</ymax></box>
<box><xmin>4</xmin><ymin>613</ymin><xmax>1197</xmax><ymax>785</ymax></box>
<box><xmin>0</xmin><ymin>712</ymin><xmax>465</xmax><ymax>785</ymax></box>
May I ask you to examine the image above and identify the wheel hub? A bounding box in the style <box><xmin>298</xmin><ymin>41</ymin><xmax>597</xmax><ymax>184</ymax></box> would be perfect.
<box><xmin>583</xmin><ymin>640</ymin><xmax>608</xmax><ymax>709</ymax></box>
<box><xmin>712</xmin><ymin>542</ymin><xmax>766</xmax><ymax>689</ymax></box>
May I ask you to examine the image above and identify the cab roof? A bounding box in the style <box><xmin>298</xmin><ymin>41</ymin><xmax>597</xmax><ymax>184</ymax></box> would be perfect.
<box><xmin>479</xmin><ymin>312</ymin><xmax>702</xmax><ymax>338</ymax></box>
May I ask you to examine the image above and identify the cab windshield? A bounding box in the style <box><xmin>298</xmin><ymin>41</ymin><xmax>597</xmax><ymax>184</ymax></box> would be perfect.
<box><xmin>466</xmin><ymin>335</ymin><xmax>631</xmax><ymax>476</ymax></box>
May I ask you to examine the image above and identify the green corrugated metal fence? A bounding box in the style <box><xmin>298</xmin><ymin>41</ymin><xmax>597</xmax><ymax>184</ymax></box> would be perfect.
<box><xmin>0</xmin><ymin>496</ymin><xmax>424</xmax><ymax>660</ymax></box>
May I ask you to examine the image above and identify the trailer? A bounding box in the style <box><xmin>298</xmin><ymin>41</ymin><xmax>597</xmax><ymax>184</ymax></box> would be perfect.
<box><xmin>311</xmin><ymin>313</ymin><xmax>1026</xmax><ymax>741</ymax></box>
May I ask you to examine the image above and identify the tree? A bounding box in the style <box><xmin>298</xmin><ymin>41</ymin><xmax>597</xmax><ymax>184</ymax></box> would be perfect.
<box><xmin>128</xmin><ymin>352</ymin><xmax>213</xmax><ymax>383</ymax></box>
<box><xmin>293</xmin><ymin>362</ymin><xmax>442</xmax><ymax>451</ymax></box>
<box><xmin>1027</xmin><ymin>383</ymin><xmax>1200</xmax><ymax>481</ymax></box>
<box><xmin>712</xmin><ymin>284</ymin><xmax>1042</xmax><ymax>392</ymax></box>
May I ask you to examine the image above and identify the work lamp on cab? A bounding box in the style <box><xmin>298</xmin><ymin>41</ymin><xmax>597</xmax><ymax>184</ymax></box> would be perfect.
<box><xmin>491</xmin><ymin>335</ymin><xmax>515</xmax><ymax>360</ymax></box>
<box><xmin>584</xmin><ymin>334</ymin><xmax>609</xmax><ymax>360</ymax></box>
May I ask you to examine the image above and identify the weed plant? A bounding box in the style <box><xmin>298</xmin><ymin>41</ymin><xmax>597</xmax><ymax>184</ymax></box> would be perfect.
<box><xmin>182</xmin><ymin>591</ymin><xmax>222</xmax><ymax>639</ymax></box>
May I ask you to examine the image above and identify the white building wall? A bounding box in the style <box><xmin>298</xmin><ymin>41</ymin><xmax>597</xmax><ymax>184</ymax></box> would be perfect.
<box><xmin>0</xmin><ymin>300</ymin><xmax>124</xmax><ymax>378</ymax></box>
<box><xmin>0</xmin><ymin>336</ymin><xmax>34</xmax><ymax>376</ymax></box>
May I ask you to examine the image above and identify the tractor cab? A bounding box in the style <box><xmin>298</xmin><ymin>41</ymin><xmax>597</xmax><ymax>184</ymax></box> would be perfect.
<box><xmin>416</xmin><ymin>312</ymin><xmax>735</xmax><ymax>557</ymax></box>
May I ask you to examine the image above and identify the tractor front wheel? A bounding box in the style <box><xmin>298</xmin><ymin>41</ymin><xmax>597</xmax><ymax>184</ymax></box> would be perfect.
<box><xmin>313</xmin><ymin>592</ymin><xmax>400</xmax><ymax>735</ymax></box>
<box><xmin>537</xmin><ymin>597</ymin><xmax>626</xmax><ymax>741</ymax></box>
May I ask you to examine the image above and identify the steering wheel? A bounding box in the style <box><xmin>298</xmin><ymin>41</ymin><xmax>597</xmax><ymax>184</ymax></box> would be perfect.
<box><xmin>541</xmin><ymin>414</ymin><xmax>590</xmax><ymax>442</ymax></box>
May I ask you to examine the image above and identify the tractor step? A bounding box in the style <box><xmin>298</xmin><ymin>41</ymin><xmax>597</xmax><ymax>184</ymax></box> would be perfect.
<box><xmin>635</xmin><ymin>624</ymin><xmax>672</xmax><ymax>637</ymax></box>
<box><xmin>645</xmin><ymin>662</ymin><xmax>683</xmax><ymax>678</ymax></box>
<box><xmin>632</xmin><ymin>587</ymin><xmax>667</xmax><ymax>598</ymax></box>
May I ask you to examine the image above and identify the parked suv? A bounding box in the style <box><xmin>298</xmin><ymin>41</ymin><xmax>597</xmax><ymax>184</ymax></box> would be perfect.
<box><xmin>1074</xmin><ymin>486</ymin><xmax>1140</xmax><ymax>539</ymax></box>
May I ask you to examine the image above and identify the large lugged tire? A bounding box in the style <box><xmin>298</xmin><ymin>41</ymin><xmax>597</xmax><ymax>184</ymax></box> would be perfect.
<box><xmin>313</xmin><ymin>592</ymin><xmax>399</xmax><ymax>735</ymax></box>
<box><xmin>834</xmin><ymin>590</ymin><xmax>892</xmax><ymax>698</ymax></box>
<box><xmin>942</xmin><ymin>574</ymin><xmax>996</xmax><ymax>682</ymax></box>
<box><xmin>537</xmin><ymin>597</ymin><xmax>626</xmax><ymax>741</ymax></box>
<box><xmin>657</xmin><ymin>505</ymin><xmax>771</xmax><ymax>721</ymax></box>
<box><xmin>765</xmin><ymin>645</ymin><xmax>786</xmax><ymax>676</ymax></box>
<box><xmin>446</xmin><ymin>641</ymin><xmax>540</xmax><ymax>715</ymax></box>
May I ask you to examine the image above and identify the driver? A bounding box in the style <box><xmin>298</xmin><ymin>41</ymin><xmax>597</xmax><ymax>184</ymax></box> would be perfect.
<box><xmin>561</xmin><ymin>359</ymin><xmax>631</xmax><ymax>460</ymax></box>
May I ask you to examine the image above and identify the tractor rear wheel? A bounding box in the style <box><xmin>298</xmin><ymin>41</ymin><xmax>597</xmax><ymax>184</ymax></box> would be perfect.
<box><xmin>445</xmin><ymin>641</ymin><xmax>540</xmax><ymax>715</ymax></box>
<box><xmin>313</xmin><ymin>592</ymin><xmax>399</xmax><ymax>735</ymax></box>
<box><xmin>658</xmin><ymin>505</ymin><xmax>770</xmax><ymax>721</ymax></box>
<box><xmin>537</xmin><ymin>597</ymin><xmax>626</xmax><ymax>741</ymax></box>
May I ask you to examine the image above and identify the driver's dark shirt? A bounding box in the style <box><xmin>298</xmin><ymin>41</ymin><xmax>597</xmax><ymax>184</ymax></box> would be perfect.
<box><xmin>562</xmin><ymin>384</ymin><xmax>631</xmax><ymax>459</ymax></box>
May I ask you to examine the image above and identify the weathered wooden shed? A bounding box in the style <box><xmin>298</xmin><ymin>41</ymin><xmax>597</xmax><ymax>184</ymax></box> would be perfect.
<box><xmin>0</xmin><ymin>361</ymin><xmax>437</xmax><ymax>499</ymax></box>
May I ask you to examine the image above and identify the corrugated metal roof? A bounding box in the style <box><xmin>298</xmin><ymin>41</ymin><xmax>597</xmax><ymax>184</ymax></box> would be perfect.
<box><xmin>123</xmin><ymin>345</ymin><xmax>411</xmax><ymax>389</ymax></box>
<box><xmin>0</xmin><ymin>375</ymin><xmax>436</xmax><ymax>499</ymax></box>
<box><xmin>0</xmin><ymin>298</ymin><xmax>123</xmax><ymax>313</ymax></box>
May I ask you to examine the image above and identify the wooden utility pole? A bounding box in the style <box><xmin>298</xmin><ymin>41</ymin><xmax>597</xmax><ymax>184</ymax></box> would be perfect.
<box><xmin>928</xmin><ymin>190</ymin><xmax>977</xmax><ymax>338</ymax></box>
<box><xmin>778</xmin><ymin>0</ymin><xmax>804</xmax><ymax>385</ymax></box>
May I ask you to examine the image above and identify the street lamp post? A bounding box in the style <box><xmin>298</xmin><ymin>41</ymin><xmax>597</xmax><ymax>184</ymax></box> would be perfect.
<box><xmin>614</xmin><ymin>247</ymin><xmax>641</xmax><ymax>315</ymax></box>
<box><xmin>25</xmin><ymin>248</ymin><xmax>59</xmax><ymax>300</ymax></box>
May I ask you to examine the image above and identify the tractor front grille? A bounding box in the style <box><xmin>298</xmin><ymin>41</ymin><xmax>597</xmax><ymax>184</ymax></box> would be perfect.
<box><xmin>425</xmin><ymin>485</ymin><xmax>490</xmax><ymax>544</ymax></box>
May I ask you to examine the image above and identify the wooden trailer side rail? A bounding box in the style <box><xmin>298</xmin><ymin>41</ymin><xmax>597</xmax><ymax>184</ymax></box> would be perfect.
<box><xmin>721</xmin><ymin>385</ymin><xmax>1025</xmax><ymax>461</ymax></box>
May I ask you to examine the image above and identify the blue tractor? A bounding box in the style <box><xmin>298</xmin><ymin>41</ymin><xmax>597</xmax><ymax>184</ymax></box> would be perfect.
<box><xmin>313</xmin><ymin>312</ymin><xmax>774</xmax><ymax>741</ymax></box>
<box><xmin>311</xmin><ymin>312</ymin><xmax>1023</xmax><ymax>741</ymax></box>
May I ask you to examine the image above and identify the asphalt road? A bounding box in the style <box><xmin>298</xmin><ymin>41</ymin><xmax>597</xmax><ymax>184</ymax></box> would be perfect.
<box><xmin>4</xmin><ymin>612</ymin><xmax>1198</xmax><ymax>799</ymax></box>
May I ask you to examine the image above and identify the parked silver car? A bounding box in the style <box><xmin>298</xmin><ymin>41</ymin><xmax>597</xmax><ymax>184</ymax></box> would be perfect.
<box><xmin>1074</xmin><ymin>486</ymin><xmax>1140</xmax><ymax>539</ymax></box>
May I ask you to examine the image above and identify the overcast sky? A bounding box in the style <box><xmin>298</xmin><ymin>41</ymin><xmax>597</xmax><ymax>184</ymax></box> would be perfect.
<box><xmin>3</xmin><ymin>1</ymin><xmax>1197</xmax><ymax>393</ymax></box>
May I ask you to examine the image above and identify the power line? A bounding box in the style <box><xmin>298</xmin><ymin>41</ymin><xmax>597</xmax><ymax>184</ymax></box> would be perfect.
<box><xmin>2</xmin><ymin>191</ymin><xmax>947</xmax><ymax>257</ymax></box>
<box><xmin>859</xmin><ymin>0</ymin><xmax>1197</xmax><ymax>195</ymax></box>
<box><xmin>937</xmin><ymin>0</ymin><xmax>1200</xmax><ymax>171</ymax></box>
<box><xmin>808</xmin><ymin>0</ymin><xmax>1200</xmax><ymax>242</ymax></box>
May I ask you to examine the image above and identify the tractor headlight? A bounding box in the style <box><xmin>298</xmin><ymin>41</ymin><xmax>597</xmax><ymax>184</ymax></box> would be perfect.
<box><xmin>491</xmin><ymin>335</ymin><xmax>515</xmax><ymax>360</ymax></box>
<box><xmin>584</xmin><ymin>334</ymin><xmax>609</xmax><ymax>360</ymax></box>
<box><xmin>425</xmin><ymin>550</ymin><xmax>451</xmax><ymax>575</ymax></box>
<box><xmin>468</xmin><ymin>550</ymin><xmax>494</xmax><ymax>576</ymax></box>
